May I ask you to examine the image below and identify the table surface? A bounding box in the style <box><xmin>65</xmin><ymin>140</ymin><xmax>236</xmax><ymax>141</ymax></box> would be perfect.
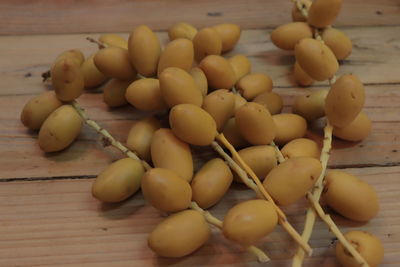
<box><xmin>1</xmin><ymin>0</ymin><xmax>399</xmax><ymax>266</ymax></box>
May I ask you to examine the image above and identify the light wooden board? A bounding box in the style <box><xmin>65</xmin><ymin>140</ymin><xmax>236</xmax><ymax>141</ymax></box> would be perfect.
<box><xmin>0</xmin><ymin>166</ymin><xmax>399</xmax><ymax>266</ymax></box>
<box><xmin>0</xmin><ymin>0</ymin><xmax>399</xmax><ymax>35</ymax></box>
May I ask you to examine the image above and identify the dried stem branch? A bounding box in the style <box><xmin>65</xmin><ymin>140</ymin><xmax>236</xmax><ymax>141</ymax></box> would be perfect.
<box><xmin>271</xmin><ymin>141</ymin><xmax>285</xmax><ymax>163</ymax></box>
<box><xmin>86</xmin><ymin>37</ymin><xmax>106</xmax><ymax>49</ymax></box>
<box><xmin>189</xmin><ymin>202</ymin><xmax>270</xmax><ymax>263</ymax></box>
<box><xmin>215</xmin><ymin>133</ymin><xmax>312</xmax><ymax>255</ymax></box>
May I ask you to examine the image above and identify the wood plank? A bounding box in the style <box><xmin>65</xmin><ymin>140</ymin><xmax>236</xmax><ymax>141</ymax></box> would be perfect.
<box><xmin>0</xmin><ymin>0</ymin><xmax>399</xmax><ymax>35</ymax></box>
<box><xmin>0</xmin><ymin>166</ymin><xmax>398</xmax><ymax>266</ymax></box>
<box><xmin>1</xmin><ymin>26</ymin><xmax>399</xmax><ymax>96</ymax></box>
<box><xmin>1</xmin><ymin>83</ymin><xmax>399</xmax><ymax>180</ymax></box>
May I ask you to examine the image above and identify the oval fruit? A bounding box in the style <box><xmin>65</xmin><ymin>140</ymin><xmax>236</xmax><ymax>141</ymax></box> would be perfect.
<box><xmin>148</xmin><ymin>210</ymin><xmax>210</xmax><ymax>258</ymax></box>
<box><xmin>103</xmin><ymin>79</ymin><xmax>131</xmax><ymax>107</ymax></box>
<box><xmin>159</xmin><ymin>67</ymin><xmax>203</xmax><ymax>107</ymax></box>
<box><xmin>222</xmin><ymin>118</ymin><xmax>248</xmax><ymax>149</ymax></box>
<box><xmin>92</xmin><ymin>158</ymin><xmax>144</xmax><ymax>203</ymax></box>
<box><xmin>128</xmin><ymin>25</ymin><xmax>161</xmax><ymax>77</ymax></box>
<box><xmin>157</xmin><ymin>38</ymin><xmax>194</xmax><ymax>76</ymax></box>
<box><xmin>169</xmin><ymin>104</ymin><xmax>217</xmax><ymax>146</ymax></box>
<box><xmin>199</xmin><ymin>55</ymin><xmax>236</xmax><ymax>90</ymax></box>
<box><xmin>53</xmin><ymin>49</ymin><xmax>84</xmax><ymax>66</ymax></box>
<box><xmin>336</xmin><ymin>231</ymin><xmax>384</xmax><ymax>267</ymax></box>
<box><xmin>235</xmin><ymin>145</ymin><xmax>277</xmax><ymax>181</ymax></box>
<box><xmin>253</xmin><ymin>91</ymin><xmax>283</xmax><ymax>115</ymax></box>
<box><xmin>323</xmin><ymin>170</ymin><xmax>379</xmax><ymax>221</ymax></box>
<box><xmin>292</xmin><ymin>89</ymin><xmax>329</xmax><ymax>121</ymax></box>
<box><xmin>193</xmin><ymin>27</ymin><xmax>222</xmax><ymax>62</ymax></box>
<box><xmin>81</xmin><ymin>54</ymin><xmax>107</xmax><ymax>88</ymax></box>
<box><xmin>295</xmin><ymin>38</ymin><xmax>339</xmax><ymax>81</ymax></box>
<box><xmin>20</xmin><ymin>91</ymin><xmax>62</xmax><ymax>130</ymax></box>
<box><xmin>281</xmin><ymin>138</ymin><xmax>320</xmax><ymax>159</ymax></box>
<box><xmin>223</xmin><ymin>199</ymin><xmax>278</xmax><ymax>245</ymax></box>
<box><xmin>294</xmin><ymin>61</ymin><xmax>314</xmax><ymax>86</ymax></box>
<box><xmin>141</xmin><ymin>168</ymin><xmax>192</xmax><ymax>212</ymax></box>
<box><xmin>202</xmin><ymin>89</ymin><xmax>235</xmax><ymax>131</ymax></box>
<box><xmin>38</xmin><ymin>105</ymin><xmax>83</xmax><ymax>152</ymax></box>
<box><xmin>235</xmin><ymin>102</ymin><xmax>276</xmax><ymax>145</ymax></box>
<box><xmin>126</xmin><ymin>116</ymin><xmax>161</xmax><ymax>161</ymax></box>
<box><xmin>151</xmin><ymin>128</ymin><xmax>193</xmax><ymax>182</ymax></box>
<box><xmin>168</xmin><ymin>22</ymin><xmax>198</xmax><ymax>41</ymax></box>
<box><xmin>191</xmin><ymin>158</ymin><xmax>233</xmax><ymax>209</ymax></box>
<box><xmin>263</xmin><ymin>157</ymin><xmax>322</xmax><ymax>205</ymax></box>
<box><xmin>272</xmin><ymin>113</ymin><xmax>307</xmax><ymax>145</ymax></box>
<box><xmin>333</xmin><ymin>111</ymin><xmax>372</xmax><ymax>142</ymax></box>
<box><xmin>325</xmin><ymin>74</ymin><xmax>365</xmax><ymax>128</ymax></box>
<box><xmin>189</xmin><ymin>67</ymin><xmax>208</xmax><ymax>96</ymax></box>
<box><xmin>51</xmin><ymin>57</ymin><xmax>84</xmax><ymax>101</ymax></box>
<box><xmin>271</xmin><ymin>22</ymin><xmax>313</xmax><ymax>50</ymax></box>
<box><xmin>99</xmin><ymin>34</ymin><xmax>128</xmax><ymax>49</ymax></box>
<box><xmin>94</xmin><ymin>47</ymin><xmax>136</xmax><ymax>80</ymax></box>
<box><xmin>212</xmin><ymin>23</ymin><xmax>241</xmax><ymax>52</ymax></box>
<box><xmin>322</xmin><ymin>28</ymin><xmax>352</xmax><ymax>60</ymax></box>
<box><xmin>125</xmin><ymin>78</ymin><xmax>167</xmax><ymax>111</ymax></box>
<box><xmin>228</xmin><ymin>54</ymin><xmax>251</xmax><ymax>82</ymax></box>
<box><xmin>308</xmin><ymin>0</ymin><xmax>342</xmax><ymax>28</ymax></box>
<box><xmin>236</xmin><ymin>73</ymin><xmax>273</xmax><ymax>100</ymax></box>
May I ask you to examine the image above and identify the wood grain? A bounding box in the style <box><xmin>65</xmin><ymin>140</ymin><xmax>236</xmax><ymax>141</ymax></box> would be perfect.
<box><xmin>0</xmin><ymin>0</ymin><xmax>399</xmax><ymax>35</ymax></box>
<box><xmin>0</xmin><ymin>166</ymin><xmax>398</xmax><ymax>266</ymax></box>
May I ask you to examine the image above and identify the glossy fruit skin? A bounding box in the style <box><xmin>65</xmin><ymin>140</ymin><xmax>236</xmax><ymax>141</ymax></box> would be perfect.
<box><xmin>51</xmin><ymin>58</ymin><xmax>84</xmax><ymax>101</ymax></box>
<box><xmin>202</xmin><ymin>89</ymin><xmax>235</xmax><ymax>131</ymax></box>
<box><xmin>128</xmin><ymin>25</ymin><xmax>161</xmax><ymax>77</ymax></box>
<box><xmin>157</xmin><ymin>38</ymin><xmax>194</xmax><ymax>76</ymax></box>
<box><xmin>294</xmin><ymin>61</ymin><xmax>314</xmax><ymax>86</ymax></box>
<box><xmin>222</xmin><ymin>199</ymin><xmax>278</xmax><ymax>246</ymax></box>
<box><xmin>168</xmin><ymin>22</ymin><xmax>198</xmax><ymax>41</ymax></box>
<box><xmin>333</xmin><ymin>111</ymin><xmax>372</xmax><ymax>142</ymax></box>
<box><xmin>92</xmin><ymin>158</ymin><xmax>144</xmax><ymax>203</ymax></box>
<box><xmin>281</xmin><ymin>138</ymin><xmax>320</xmax><ymax>159</ymax></box>
<box><xmin>291</xmin><ymin>0</ymin><xmax>312</xmax><ymax>22</ymax></box>
<box><xmin>295</xmin><ymin>38</ymin><xmax>339</xmax><ymax>81</ymax></box>
<box><xmin>93</xmin><ymin>47</ymin><xmax>137</xmax><ymax>80</ymax></box>
<box><xmin>191</xmin><ymin>158</ymin><xmax>233</xmax><ymax>209</ymax></box>
<box><xmin>159</xmin><ymin>67</ymin><xmax>203</xmax><ymax>108</ymax></box>
<box><xmin>126</xmin><ymin>117</ymin><xmax>161</xmax><ymax>162</ymax></box>
<box><xmin>148</xmin><ymin>210</ymin><xmax>211</xmax><ymax>258</ymax></box>
<box><xmin>308</xmin><ymin>0</ymin><xmax>342</xmax><ymax>28</ymax></box>
<box><xmin>151</xmin><ymin>128</ymin><xmax>193</xmax><ymax>182</ymax></box>
<box><xmin>228</xmin><ymin>54</ymin><xmax>251</xmax><ymax>82</ymax></box>
<box><xmin>222</xmin><ymin>118</ymin><xmax>249</xmax><ymax>149</ymax></box>
<box><xmin>253</xmin><ymin>91</ymin><xmax>283</xmax><ymax>115</ymax></box>
<box><xmin>235</xmin><ymin>145</ymin><xmax>277</xmax><ymax>181</ymax></box>
<box><xmin>335</xmin><ymin>231</ymin><xmax>384</xmax><ymax>267</ymax></box>
<box><xmin>263</xmin><ymin>157</ymin><xmax>322</xmax><ymax>205</ymax></box>
<box><xmin>53</xmin><ymin>49</ymin><xmax>85</xmax><ymax>66</ymax></box>
<box><xmin>141</xmin><ymin>168</ymin><xmax>192</xmax><ymax>212</ymax></box>
<box><xmin>235</xmin><ymin>102</ymin><xmax>276</xmax><ymax>145</ymax></box>
<box><xmin>292</xmin><ymin>89</ymin><xmax>329</xmax><ymax>121</ymax></box>
<box><xmin>103</xmin><ymin>79</ymin><xmax>131</xmax><ymax>107</ymax></box>
<box><xmin>212</xmin><ymin>23</ymin><xmax>241</xmax><ymax>52</ymax></box>
<box><xmin>322</xmin><ymin>28</ymin><xmax>352</xmax><ymax>60</ymax></box>
<box><xmin>199</xmin><ymin>55</ymin><xmax>236</xmax><ymax>90</ymax></box>
<box><xmin>325</xmin><ymin>74</ymin><xmax>365</xmax><ymax>128</ymax></box>
<box><xmin>38</xmin><ymin>105</ymin><xmax>83</xmax><ymax>152</ymax></box>
<box><xmin>125</xmin><ymin>78</ymin><xmax>167</xmax><ymax>111</ymax></box>
<box><xmin>323</xmin><ymin>170</ymin><xmax>379</xmax><ymax>222</ymax></box>
<box><xmin>189</xmin><ymin>67</ymin><xmax>208</xmax><ymax>97</ymax></box>
<box><xmin>169</xmin><ymin>104</ymin><xmax>217</xmax><ymax>146</ymax></box>
<box><xmin>193</xmin><ymin>27</ymin><xmax>222</xmax><ymax>62</ymax></box>
<box><xmin>81</xmin><ymin>55</ymin><xmax>108</xmax><ymax>89</ymax></box>
<box><xmin>271</xmin><ymin>22</ymin><xmax>313</xmax><ymax>50</ymax></box>
<box><xmin>233</xmin><ymin>94</ymin><xmax>247</xmax><ymax>112</ymax></box>
<box><xmin>272</xmin><ymin>113</ymin><xmax>308</xmax><ymax>145</ymax></box>
<box><xmin>99</xmin><ymin>34</ymin><xmax>128</xmax><ymax>49</ymax></box>
<box><xmin>236</xmin><ymin>73</ymin><xmax>273</xmax><ymax>100</ymax></box>
<box><xmin>20</xmin><ymin>91</ymin><xmax>62</xmax><ymax>130</ymax></box>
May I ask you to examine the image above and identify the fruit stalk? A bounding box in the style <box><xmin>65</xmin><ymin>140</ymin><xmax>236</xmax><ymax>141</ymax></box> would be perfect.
<box><xmin>271</xmin><ymin>141</ymin><xmax>285</xmax><ymax>163</ymax></box>
<box><xmin>189</xmin><ymin>202</ymin><xmax>270</xmax><ymax>263</ymax></box>
<box><xmin>215</xmin><ymin>133</ymin><xmax>312</xmax><ymax>255</ymax></box>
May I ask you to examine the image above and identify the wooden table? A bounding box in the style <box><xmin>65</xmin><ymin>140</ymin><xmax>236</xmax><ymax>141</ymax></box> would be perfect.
<box><xmin>1</xmin><ymin>0</ymin><xmax>399</xmax><ymax>266</ymax></box>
